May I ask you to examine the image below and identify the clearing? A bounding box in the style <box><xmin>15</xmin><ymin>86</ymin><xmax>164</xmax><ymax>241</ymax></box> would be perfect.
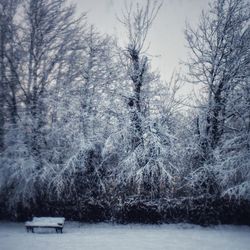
<box><xmin>0</xmin><ymin>222</ymin><xmax>250</xmax><ymax>250</ymax></box>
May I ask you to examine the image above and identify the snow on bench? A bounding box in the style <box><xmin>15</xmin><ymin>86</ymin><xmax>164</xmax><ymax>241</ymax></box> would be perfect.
<box><xmin>25</xmin><ymin>217</ymin><xmax>65</xmax><ymax>233</ymax></box>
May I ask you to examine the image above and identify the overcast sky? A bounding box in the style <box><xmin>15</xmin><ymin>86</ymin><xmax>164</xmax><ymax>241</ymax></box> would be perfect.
<box><xmin>71</xmin><ymin>0</ymin><xmax>210</xmax><ymax>92</ymax></box>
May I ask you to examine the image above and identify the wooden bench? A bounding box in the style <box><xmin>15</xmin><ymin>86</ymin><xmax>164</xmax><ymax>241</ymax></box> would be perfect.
<box><xmin>25</xmin><ymin>217</ymin><xmax>65</xmax><ymax>233</ymax></box>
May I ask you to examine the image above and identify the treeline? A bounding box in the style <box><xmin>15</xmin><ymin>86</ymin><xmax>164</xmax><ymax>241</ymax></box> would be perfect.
<box><xmin>0</xmin><ymin>0</ymin><xmax>249</xmax><ymax>224</ymax></box>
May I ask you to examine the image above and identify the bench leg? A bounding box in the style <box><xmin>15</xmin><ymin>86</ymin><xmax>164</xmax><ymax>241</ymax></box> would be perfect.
<box><xmin>55</xmin><ymin>228</ymin><xmax>63</xmax><ymax>233</ymax></box>
<box><xmin>26</xmin><ymin>227</ymin><xmax>33</xmax><ymax>233</ymax></box>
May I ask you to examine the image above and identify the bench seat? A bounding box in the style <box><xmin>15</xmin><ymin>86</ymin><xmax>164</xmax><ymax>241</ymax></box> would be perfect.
<box><xmin>25</xmin><ymin>217</ymin><xmax>65</xmax><ymax>233</ymax></box>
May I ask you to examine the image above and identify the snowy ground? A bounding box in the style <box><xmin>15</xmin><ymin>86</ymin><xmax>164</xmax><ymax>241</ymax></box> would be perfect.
<box><xmin>0</xmin><ymin>222</ymin><xmax>250</xmax><ymax>250</ymax></box>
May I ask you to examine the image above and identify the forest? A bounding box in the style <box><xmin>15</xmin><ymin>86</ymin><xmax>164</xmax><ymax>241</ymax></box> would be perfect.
<box><xmin>0</xmin><ymin>0</ymin><xmax>249</xmax><ymax>225</ymax></box>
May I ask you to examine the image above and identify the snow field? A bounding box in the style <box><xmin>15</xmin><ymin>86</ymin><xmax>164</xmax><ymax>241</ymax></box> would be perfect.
<box><xmin>0</xmin><ymin>222</ymin><xmax>250</xmax><ymax>250</ymax></box>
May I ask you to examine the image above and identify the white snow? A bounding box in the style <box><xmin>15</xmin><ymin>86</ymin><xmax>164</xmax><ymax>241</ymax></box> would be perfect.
<box><xmin>25</xmin><ymin>217</ymin><xmax>65</xmax><ymax>227</ymax></box>
<box><xmin>0</xmin><ymin>222</ymin><xmax>250</xmax><ymax>250</ymax></box>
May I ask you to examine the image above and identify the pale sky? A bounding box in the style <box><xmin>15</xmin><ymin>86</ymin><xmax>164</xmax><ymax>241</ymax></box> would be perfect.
<box><xmin>72</xmin><ymin>0</ymin><xmax>210</xmax><ymax>91</ymax></box>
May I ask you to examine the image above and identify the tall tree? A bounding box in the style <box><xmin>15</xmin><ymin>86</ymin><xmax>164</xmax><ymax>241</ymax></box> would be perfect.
<box><xmin>0</xmin><ymin>0</ymin><xmax>85</xmax><ymax>209</ymax></box>
<box><xmin>119</xmin><ymin>0</ymin><xmax>162</xmax><ymax>150</ymax></box>
<box><xmin>185</xmin><ymin>0</ymin><xmax>250</xmax><ymax>163</ymax></box>
<box><xmin>18</xmin><ymin>0</ymin><xmax>83</xmax><ymax>167</ymax></box>
<box><xmin>0</xmin><ymin>0</ymin><xmax>20</xmax><ymax>151</ymax></box>
<box><xmin>185</xmin><ymin>0</ymin><xmax>250</xmax><ymax>197</ymax></box>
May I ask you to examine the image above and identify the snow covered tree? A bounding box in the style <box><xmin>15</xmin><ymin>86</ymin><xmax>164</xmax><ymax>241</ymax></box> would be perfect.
<box><xmin>0</xmin><ymin>0</ymin><xmax>85</xmax><ymax>212</ymax></box>
<box><xmin>118</xmin><ymin>0</ymin><xmax>162</xmax><ymax>150</ymax></box>
<box><xmin>100</xmin><ymin>1</ymin><xmax>185</xmax><ymax>200</ymax></box>
<box><xmin>185</xmin><ymin>0</ymin><xmax>249</xmax><ymax>161</ymax></box>
<box><xmin>185</xmin><ymin>0</ymin><xmax>250</xmax><ymax>197</ymax></box>
<box><xmin>0</xmin><ymin>0</ymin><xmax>20</xmax><ymax>151</ymax></box>
<box><xmin>47</xmin><ymin>26</ymin><xmax>120</xmax><ymax>203</ymax></box>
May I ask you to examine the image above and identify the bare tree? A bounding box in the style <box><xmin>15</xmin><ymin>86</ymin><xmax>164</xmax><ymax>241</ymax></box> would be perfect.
<box><xmin>16</xmin><ymin>0</ymin><xmax>84</xmax><ymax>167</ymax></box>
<box><xmin>119</xmin><ymin>0</ymin><xmax>162</xmax><ymax>149</ymax></box>
<box><xmin>0</xmin><ymin>0</ymin><xmax>85</xmax><ymax>210</ymax></box>
<box><xmin>105</xmin><ymin>1</ymin><xmax>185</xmax><ymax>199</ymax></box>
<box><xmin>0</xmin><ymin>0</ymin><xmax>20</xmax><ymax>151</ymax></box>
<box><xmin>184</xmin><ymin>0</ymin><xmax>250</xmax><ymax>199</ymax></box>
<box><xmin>185</xmin><ymin>0</ymin><xmax>250</xmax><ymax>162</ymax></box>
